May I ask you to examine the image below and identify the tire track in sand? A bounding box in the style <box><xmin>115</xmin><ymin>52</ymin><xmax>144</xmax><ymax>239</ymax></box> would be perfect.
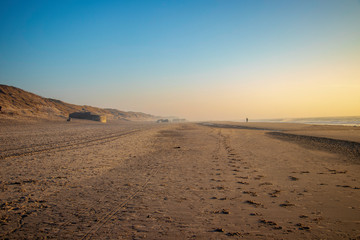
<box><xmin>0</xmin><ymin>130</ymin><xmax>140</xmax><ymax>160</ymax></box>
<box><xmin>79</xmin><ymin>167</ymin><xmax>160</xmax><ymax>240</ymax></box>
<box><xmin>1</xmin><ymin>129</ymin><xmax>143</xmax><ymax>238</ymax></box>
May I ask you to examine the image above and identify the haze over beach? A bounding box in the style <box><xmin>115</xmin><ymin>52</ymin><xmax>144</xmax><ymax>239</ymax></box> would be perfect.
<box><xmin>1</xmin><ymin>1</ymin><xmax>360</xmax><ymax>240</ymax></box>
<box><xmin>1</xmin><ymin>0</ymin><xmax>359</xmax><ymax>121</ymax></box>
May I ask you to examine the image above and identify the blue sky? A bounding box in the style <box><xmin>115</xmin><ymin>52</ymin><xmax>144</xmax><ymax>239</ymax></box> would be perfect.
<box><xmin>1</xmin><ymin>0</ymin><xmax>359</xmax><ymax>120</ymax></box>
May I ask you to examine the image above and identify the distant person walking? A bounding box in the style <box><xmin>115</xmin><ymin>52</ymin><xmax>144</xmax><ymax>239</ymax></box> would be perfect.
<box><xmin>246</xmin><ymin>118</ymin><xmax>248</xmax><ymax>123</ymax></box>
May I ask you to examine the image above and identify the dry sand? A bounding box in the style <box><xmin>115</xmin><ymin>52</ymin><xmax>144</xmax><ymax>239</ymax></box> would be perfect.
<box><xmin>0</xmin><ymin>120</ymin><xmax>359</xmax><ymax>239</ymax></box>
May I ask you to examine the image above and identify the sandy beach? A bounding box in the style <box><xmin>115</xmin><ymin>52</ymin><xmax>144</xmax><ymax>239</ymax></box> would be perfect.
<box><xmin>1</xmin><ymin>120</ymin><xmax>359</xmax><ymax>239</ymax></box>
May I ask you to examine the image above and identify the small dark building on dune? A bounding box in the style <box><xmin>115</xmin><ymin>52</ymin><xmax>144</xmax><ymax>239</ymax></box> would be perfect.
<box><xmin>156</xmin><ymin>119</ymin><xmax>169</xmax><ymax>123</ymax></box>
<box><xmin>69</xmin><ymin>112</ymin><xmax>106</xmax><ymax>123</ymax></box>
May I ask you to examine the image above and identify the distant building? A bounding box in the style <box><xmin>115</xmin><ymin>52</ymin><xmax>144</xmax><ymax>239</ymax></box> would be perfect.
<box><xmin>156</xmin><ymin>119</ymin><xmax>169</xmax><ymax>123</ymax></box>
<box><xmin>69</xmin><ymin>112</ymin><xmax>106</xmax><ymax>123</ymax></box>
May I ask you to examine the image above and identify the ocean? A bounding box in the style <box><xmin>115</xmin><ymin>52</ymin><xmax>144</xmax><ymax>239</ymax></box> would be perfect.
<box><xmin>255</xmin><ymin>116</ymin><xmax>360</xmax><ymax>126</ymax></box>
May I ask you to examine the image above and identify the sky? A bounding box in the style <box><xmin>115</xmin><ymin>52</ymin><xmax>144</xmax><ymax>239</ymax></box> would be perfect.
<box><xmin>1</xmin><ymin>0</ymin><xmax>359</xmax><ymax>121</ymax></box>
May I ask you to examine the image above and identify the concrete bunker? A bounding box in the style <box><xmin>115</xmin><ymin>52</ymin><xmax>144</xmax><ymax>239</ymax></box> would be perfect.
<box><xmin>69</xmin><ymin>112</ymin><xmax>106</xmax><ymax>123</ymax></box>
<box><xmin>157</xmin><ymin>119</ymin><xmax>169</xmax><ymax>123</ymax></box>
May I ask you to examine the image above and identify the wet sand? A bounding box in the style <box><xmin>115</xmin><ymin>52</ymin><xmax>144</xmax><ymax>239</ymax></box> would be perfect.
<box><xmin>1</xmin><ymin>121</ymin><xmax>359</xmax><ymax>239</ymax></box>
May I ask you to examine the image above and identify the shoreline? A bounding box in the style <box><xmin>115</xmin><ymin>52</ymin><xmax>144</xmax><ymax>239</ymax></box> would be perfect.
<box><xmin>266</xmin><ymin>131</ymin><xmax>360</xmax><ymax>162</ymax></box>
<box><xmin>202</xmin><ymin>121</ymin><xmax>360</xmax><ymax>143</ymax></box>
<box><xmin>241</xmin><ymin>116</ymin><xmax>360</xmax><ymax>127</ymax></box>
<box><xmin>200</xmin><ymin>121</ymin><xmax>360</xmax><ymax>162</ymax></box>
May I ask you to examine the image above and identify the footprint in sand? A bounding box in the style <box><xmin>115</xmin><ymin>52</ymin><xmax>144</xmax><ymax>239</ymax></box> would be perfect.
<box><xmin>335</xmin><ymin>184</ymin><xmax>359</xmax><ymax>189</ymax></box>
<box><xmin>259</xmin><ymin>182</ymin><xmax>273</xmax><ymax>186</ymax></box>
<box><xmin>279</xmin><ymin>201</ymin><xmax>295</xmax><ymax>207</ymax></box>
<box><xmin>254</xmin><ymin>175</ymin><xmax>264</xmax><ymax>180</ymax></box>
<box><xmin>268</xmin><ymin>190</ymin><xmax>280</xmax><ymax>198</ymax></box>
<box><xmin>213</xmin><ymin>228</ymin><xmax>225</xmax><ymax>232</ymax></box>
<box><xmin>237</xmin><ymin>181</ymin><xmax>250</xmax><ymax>185</ymax></box>
<box><xmin>258</xmin><ymin>219</ymin><xmax>283</xmax><ymax>230</ymax></box>
<box><xmin>249</xmin><ymin>212</ymin><xmax>262</xmax><ymax>216</ymax></box>
<box><xmin>226</xmin><ymin>232</ymin><xmax>243</xmax><ymax>236</ymax></box>
<box><xmin>327</xmin><ymin>169</ymin><xmax>347</xmax><ymax>174</ymax></box>
<box><xmin>212</xmin><ymin>209</ymin><xmax>230</xmax><ymax>214</ymax></box>
<box><xmin>288</xmin><ymin>176</ymin><xmax>299</xmax><ymax>181</ymax></box>
<box><xmin>243</xmin><ymin>191</ymin><xmax>258</xmax><ymax>196</ymax></box>
<box><xmin>236</xmin><ymin>176</ymin><xmax>248</xmax><ymax>179</ymax></box>
<box><xmin>244</xmin><ymin>200</ymin><xmax>263</xmax><ymax>207</ymax></box>
<box><xmin>295</xmin><ymin>223</ymin><xmax>311</xmax><ymax>231</ymax></box>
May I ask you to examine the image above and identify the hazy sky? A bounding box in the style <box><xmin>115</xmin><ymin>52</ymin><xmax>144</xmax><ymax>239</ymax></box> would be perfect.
<box><xmin>1</xmin><ymin>0</ymin><xmax>359</xmax><ymax>120</ymax></box>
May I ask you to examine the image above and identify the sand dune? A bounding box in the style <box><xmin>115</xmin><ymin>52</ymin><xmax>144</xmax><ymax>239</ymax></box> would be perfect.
<box><xmin>0</xmin><ymin>84</ymin><xmax>156</xmax><ymax>122</ymax></box>
<box><xmin>0</xmin><ymin>121</ymin><xmax>359</xmax><ymax>239</ymax></box>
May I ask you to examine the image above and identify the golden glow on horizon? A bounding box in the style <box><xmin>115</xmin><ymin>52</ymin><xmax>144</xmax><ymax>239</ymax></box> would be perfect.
<box><xmin>122</xmin><ymin>61</ymin><xmax>360</xmax><ymax>121</ymax></box>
